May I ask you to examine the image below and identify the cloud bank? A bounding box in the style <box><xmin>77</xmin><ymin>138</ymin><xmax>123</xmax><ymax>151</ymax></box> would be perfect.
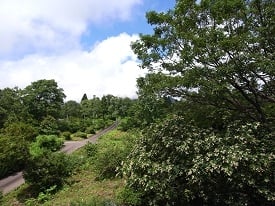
<box><xmin>0</xmin><ymin>33</ymin><xmax>143</xmax><ymax>101</ymax></box>
<box><xmin>0</xmin><ymin>0</ymin><xmax>145</xmax><ymax>101</ymax></box>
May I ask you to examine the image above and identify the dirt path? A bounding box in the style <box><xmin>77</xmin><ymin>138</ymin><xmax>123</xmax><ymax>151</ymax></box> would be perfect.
<box><xmin>0</xmin><ymin>123</ymin><xmax>117</xmax><ymax>195</ymax></box>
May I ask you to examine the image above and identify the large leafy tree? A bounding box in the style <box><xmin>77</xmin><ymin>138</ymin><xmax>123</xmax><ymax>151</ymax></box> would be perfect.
<box><xmin>132</xmin><ymin>0</ymin><xmax>275</xmax><ymax>126</ymax></box>
<box><xmin>122</xmin><ymin>0</ymin><xmax>275</xmax><ymax>205</ymax></box>
<box><xmin>62</xmin><ymin>100</ymin><xmax>81</xmax><ymax>119</ymax></box>
<box><xmin>0</xmin><ymin>87</ymin><xmax>28</xmax><ymax>128</ymax></box>
<box><xmin>22</xmin><ymin>79</ymin><xmax>66</xmax><ymax>121</ymax></box>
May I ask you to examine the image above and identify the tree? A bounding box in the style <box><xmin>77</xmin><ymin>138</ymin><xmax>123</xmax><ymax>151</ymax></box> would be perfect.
<box><xmin>0</xmin><ymin>87</ymin><xmax>27</xmax><ymax>128</ymax></box>
<box><xmin>62</xmin><ymin>100</ymin><xmax>81</xmax><ymax>119</ymax></box>
<box><xmin>132</xmin><ymin>0</ymin><xmax>275</xmax><ymax>126</ymax></box>
<box><xmin>22</xmin><ymin>79</ymin><xmax>66</xmax><ymax>121</ymax></box>
<box><xmin>0</xmin><ymin>122</ymin><xmax>37</xmax><ymax>178</ymax></box>
<box><xmin>122</xmin><ymin>0</ymin><xmax>275</xmax><ymax>205</ymax></box>
<box><xmin>81</xmin><ymin>93</ymin><xmax>88</xmax><ymax>103</ymax></box>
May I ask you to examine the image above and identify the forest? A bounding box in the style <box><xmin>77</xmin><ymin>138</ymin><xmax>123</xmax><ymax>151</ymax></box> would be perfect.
<box><xmin>1</xmin><ymin>0</ymin><xmax>274</xmax><ymax>205</ymax></box>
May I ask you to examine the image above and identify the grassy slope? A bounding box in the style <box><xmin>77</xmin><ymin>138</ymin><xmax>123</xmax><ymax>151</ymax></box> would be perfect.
<box><xmin>2</xmin><ymin>130</ymin><xmax>133</xmax><ymax>206</ymax></box>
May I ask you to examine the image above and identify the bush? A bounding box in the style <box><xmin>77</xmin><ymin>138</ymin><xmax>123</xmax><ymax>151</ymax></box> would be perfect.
<box><xmin>116</xmin><ymin>187</ymin><xmax>141</xmax><ymax>206</ymax></box>
<box><xmin>72</xmin><ymin>131</ymin><xmax>87</xmax><ymax>139</ymax></box>
<box><xmin>92</xmin><ymin>130</ymin><xmax>136</xmax><ymax>180</ymax></box>
<box><xmin>85</xmin><ymin>126</ymin><xmax>96</xmax><ymax>135</ymax></box>
<box><xmin>122</xmin><ymin>116</ymin><xmax>275</xmax><ymax>205</ymax></box>
<box><xmin>3</xmin><ymin>122</ymin><xmax>38</xmax><ymax>142</ymax></box>
<box><xmin>61</xmin><ymin>131</ymin><xmax>72</xmax><ymax>140</ymax></box>
<box><xmin>0</xmin><ymin>133</ymin><xmax>29</xmax><ymax>178</ymax></box>
<box><xmin>29</xmin><ymin>135</ymin><xmax>64</xmax><ymax>157</ymax></box>
<box><xmin>24</xmin><ymin>152</ymin><xmax>73</xmax><ymax>192</ymax></box>
<box><xmin>85</xmin><ymin>143</ymin><xmax>98</xmax><ymax>157</ymax></box>
<box><xmin>39</xmin><ymin>115</ymin><xmax>60</xmax><ymax>135</ymax></box>
<box><xmin>93</xmin><ymin>119</ymin><xmax>105</xmax><ymax>130</ymax></box>
<box><xmin>118</xmin><ymin>117</ymin><xmax>137</xmax><ymax>131</ymax></box>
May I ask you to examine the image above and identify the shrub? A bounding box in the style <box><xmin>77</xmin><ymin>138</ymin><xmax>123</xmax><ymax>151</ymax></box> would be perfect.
<box><xmin>73</xmin><ymin>131</ymin><xmax>87</xmax><ymax>139</ymax></box>
<box><xmin>39</xmin><ymin>115</ymin><xmax>60</xmax><ymax>135</ymax></box>
<box><xmin>85</xmin><ymin>126</ymin><xmax>96</xmax><ymax>135</ymax></box>
<box><xmin>93</xmin><ymin>119</ymin><xmax>105</xmax><ymax>130</ymax></box>
<box><xmin>118</xmin><ymin>117</ymin><xmax>136</xmax><ymax>131</ymax></box>
<box><xmin>0</xmin><ymin>133</ymin><xmax>29</xmax><ymax>178</ymax></box>
<box><xmin>116</xmin><ymin>187</ymin><xmax>141</xmax><ymax>206</ymax></box>
<box><xmin>29</xmin><ymin>135</ymin><xmax>64</xmax><ymax>157</ymax></box>
<box><xmin>122</xmin><ymin>116</ymin><xmax>275</xmax><ymax>205</ymax></box>
<box><xmin>3</xmin><ymin>122</ymin><xmax>38</xmax><ymax>142</ymax></box>
<box><xmin>92</xmin><ymin>130</ymin><xmax>136</xmax><ymax>180</ymax></box>
<box><xmin>61</xmin><ymin>131</ymin><xmax>72</xmax><ymax>140</ymax></box>
<box><xmin>85</xmin><ymin>143</ymin><xmax>98</xmax><ymax>157</ymax></box>
<box><xmin>24</xmin><ymin>152</ymin><xmax>73</xmax><ymax>192</ymax></box>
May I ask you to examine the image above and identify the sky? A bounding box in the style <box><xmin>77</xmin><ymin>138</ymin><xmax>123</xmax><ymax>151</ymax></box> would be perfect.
<box><xmin>0</xmin><ymin>0</ymin><xmax>175</xmax><ymax>101</ymax></box>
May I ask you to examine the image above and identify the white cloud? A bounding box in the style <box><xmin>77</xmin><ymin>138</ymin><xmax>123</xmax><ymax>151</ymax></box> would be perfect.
<box><xmin>0</xmin><ymin>0</ymin><xmax>142</xmax><ymax>57</ymax></box>
<box><xmin>0</xmin><ymin>33</ymin><xmax>145</xmax><ymax>101</ymax></box>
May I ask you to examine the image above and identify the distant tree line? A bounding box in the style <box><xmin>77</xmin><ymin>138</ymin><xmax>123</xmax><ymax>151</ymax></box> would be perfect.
<box><xmin>0</xmin><ymin>79</ymin><xmax>138</xmax><ymax>179</ymax></box>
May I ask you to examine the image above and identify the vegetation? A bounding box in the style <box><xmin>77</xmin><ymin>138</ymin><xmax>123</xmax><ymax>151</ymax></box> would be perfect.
<box><xmin>86</xmin><ymin>130</ymin><xmax>137</xmax><ymax>180</ymax></box>
<box><xmin>0</xmin><ymin>0</ymin><xmax>274</xmax><ymax>205</ymax></box>
<box><xmin>1</xmin><ymin>130</ymin><xmax>133</xmax><ymax>206</ymax></box>
<box><xmin>120</xmin><ymin>0</ymin><xmax>274</xmax><ymax>205</ymax></box>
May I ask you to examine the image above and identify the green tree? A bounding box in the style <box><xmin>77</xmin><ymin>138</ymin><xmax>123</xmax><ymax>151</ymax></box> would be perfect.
<box><xmin>122</xmin><ymin>0</ymin><xmax>275</xmax><ymax>205</ymax></box>
<box><xmin>0</xmin><ymin>122</ymin><xmax>37</xmax><ymax>178</ymax></box>
<box><xmin>132</xmin><ymin>0</ymin><xmax>275</xmax><ymax>126</ymax></box>
<box><xmin>22</xmin><ymin>79</ymin><xmax>66</xmax><ymax>121</ymax></box>
<box><xmin>81</xmin><ymin>93</ymin><xmax>88</xmax><ymax>103</ymax></box>
<box><xmin>0</xmin><ymin>87</ymin><xmax>28</xmax><ymax>128</ymax></box>
<box><xmin>24</xmin><ymin>152</ymin><xmax>72</xmax><ymax>192</ymax></box>
<box><xmin>62</xmin><ymin>100</ymin><xmax>81</xmax><ymax>119</ymax></box>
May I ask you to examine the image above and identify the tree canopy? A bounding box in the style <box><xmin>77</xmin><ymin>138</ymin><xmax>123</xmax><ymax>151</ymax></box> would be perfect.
<box><xmin>132</xmin><ymin>0</ymin><xmax>275</xmax><ymax>126</ymax></box>
<box><xmin>121</xmin><ymin>0</ymin><xmax>275</xmax><ymax>205</ymax></box>
<box><xmin>22</xmin><ymin>79</ymin><xmax>66</xmax><ymax>121</ymax></box>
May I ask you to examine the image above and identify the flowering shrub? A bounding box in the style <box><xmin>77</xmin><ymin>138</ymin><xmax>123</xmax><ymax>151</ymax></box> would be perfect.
<box><xmin>122</xmin><ymin>116</ymin><xmax>274</xmax><ymax>205</ymax></box>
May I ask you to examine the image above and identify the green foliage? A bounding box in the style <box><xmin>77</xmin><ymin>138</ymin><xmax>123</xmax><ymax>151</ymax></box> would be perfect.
<box><xmin>24</xmin><ymin>152</ymin><xmax>73</xmax><ymax>192</ymax></box>
<box><xmin>0</xmin><ymin>122</ymin><xmax>37</xmax><ymax>178</ymax></box>
<box><xmin>29</xmin><ymin>135</ymin><xmax>64</xmax><ymax>157</ymax></box>
<box><xmin>132</xmin><ymin>0</ymin><xmax>275</xmax><ymax>126</ymax></box>
<box><xmin>116</xmin><ymin>187</ymin><xmax>142</xmax><ymax>206</ymax></box>
<box><xmin>25</xmin><ymin>185</ymin><xmax>57</xmax><ymax>205</ymax></box>
<box><xmin>122</xmin><ymin>116</ymin><xmax>274</xmax><ymax>205</ymax></box>
<box><xmin>85</xmin><ymin>143</ymin><xmax>98</xmax><ymax>157</ymax></box>
<box><xmin>85</xmin><ymin>126</ymin><xmax>96</xmax><ymax>134</ymax></box>
<box><xmin>62</xmin><ymin>100</ymin><xmax>81</xmax><ymax>119</ymax></box>
<box><xmin>3</xmin><ymin>122</ymin><xmax>38</xmax><ymax>142</ymax></box>
<box><xmin>118</xmin><ymin>117</ymin><xmax>139</xmax><ymax>131</ymax></box>
<box><xmin>25</xmin><ymin>134</ymin><xmax>75</xmax><ymax>193</ymax></box>
<box><xmin>0</xmin><ymin>134</ymin><xmax>29</xmax><ymax>178</ymax></box>
<box><xmin>61</xmin><ymin>131</ymin><xmax>72</xmax><ymax>140</ymax></box>
<box><xmin>93</xmin><ymin>119</ymin><xmax>106</xmax><ymax>130</ymax></box>
<box><xmin>91</xmin><ymin>130</ymin><xmax>136</xmax><ymax>180</ymax></box>
<box><xmin>22</xmin><ymin>79</ymin><xmax>66</xmax><ymax>121</ymax></box>
<box><xmin>70</xmin><ymin>197</ymin><xmax>115</xmax><ymax>206</ymax></box>
<box><xmin>39</xmin><ymin>115</ymin><xmax>60</xmax><ymax>135</ymax></box>
<box><xmin>0</xmin><ymin>87</ymin><xmax>27</xmax><ymax>128</ymax></box>
<box><xmin>73</xmin><ymin>131</ymin><xmax>88</xmax><ymax>139</ymax></box>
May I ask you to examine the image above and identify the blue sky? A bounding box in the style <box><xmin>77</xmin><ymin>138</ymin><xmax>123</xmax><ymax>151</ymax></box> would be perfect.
<box><xmin>80</xmin><ymin>0</ymin><xmax>175</xmax><ymax>50</ymax></box>
<box><xmin>0</xmin><ymin>0</ymin><xmax>175</xmax><ymax>101</ymax></box>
